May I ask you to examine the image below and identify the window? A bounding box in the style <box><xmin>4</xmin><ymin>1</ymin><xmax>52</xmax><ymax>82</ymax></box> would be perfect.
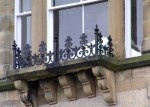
<box><xmin>125</xmin><ymin>0</ymin><xmax>143</xmax><ymax>58</ymax></box>
<box><xmin>15</xmin><ymin>0</ymin><xmax>32</xmax><ymax>49</ymax></box>
<box><xmin>47</xmin><ymin>0</ymin><xmax>108</xmax><ymax>51</ymax></box>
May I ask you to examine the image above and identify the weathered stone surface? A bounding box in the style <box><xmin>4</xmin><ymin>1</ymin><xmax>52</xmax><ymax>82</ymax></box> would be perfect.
<box><xmin>7</xmin><ymin>90</ymin><xmax>19</xmax><ymax>101</ymax></box>
<box><xmin>109</xmin><ymin>0</ymin><xmax>125</xmax><ymax>58</ymax></box>
<box><xmin>32</xmin><ymin>0</ymin><xmax>47</xmax><ymax>53</ymax></box>
<box><xmin>77</xmin><ymin>71</ymin><xmax>96</xmax><ymax>98</ymax></box>
<box><xmin>58</xmin><ymin>75</ymin><xmax>76</xmax><ymax>101</ymax></box>
<box><xmin>116</xmin><ymin>69</ymin><xmax>132</xmax><ymax>81</ymax></box>
<box><xmin>0</xmin><ymin>31</ymin><xmax>13</xmax><ymax>49</ymax></box>
<box><xmin>0</xmin><ymin>100</ymin><xmax>19</xmax><ymax>107</ymax></box>
<box><xmin>0</xmin><ymin>49</ymin><xmax>12</xmax><ymax>65</ymax></box>
<box><xmin>14</xmin><ymin>80</ymin><xmax>33</xmax><ymax>107</ymax></box>
<box><xmin>92</xmin><ymin>66</ymin><xmax>116</xmax><ymax>105</ymax></box>
<box><xmin>0</xmin><ymin>0</ymin><xmax>14</xmax><ymax>15</ymax></box>
<box><xmin>132</xmin><ymin>66</ymin><xmax>150</xmax><ymax>78</ymax></box>
<box><xmin>0</xmin><ymin>1</ymin><xmax>14</xmax><ymax>78</ymax></box>
<box><xmin>39</xmin><ymin>79</ymin><xmax>57</xmax><ymax>104</ymax></box>
<box><xmin>39</xmin><ymin>89</ymin><xmax>149</xmax><ymax>107</ymax></box>
<box><xmin>147</xmin><ymin>80</ymin><xmax>150</xmax><ymax>98</ymax></box>
<box><xmin>0</xmin><ymin>15</ymin><xmax>14</xmax><ymax>32</ymax></box>
<box><xmin>117</xmin><ymin>77</ymin><xmax>150</xmax><ymax>92</ymax></box>
<box><xmin>142</xmin><ymin>0</ymin><xmax>150</xmax><ymax>53</ymax></box>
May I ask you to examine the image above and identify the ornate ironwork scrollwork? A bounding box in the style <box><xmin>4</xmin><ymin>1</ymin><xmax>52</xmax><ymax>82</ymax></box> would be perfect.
<box><xmin>12</xmin><ymin>25</ymin><xmax>114</xmax><ymax>69</ymax></box>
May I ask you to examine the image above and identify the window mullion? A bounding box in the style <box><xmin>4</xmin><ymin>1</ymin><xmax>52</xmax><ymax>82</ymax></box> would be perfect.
<box><xmin>48</xmin><ymin>0</ymin><xmax>102</xmax><ymax>10</ymax></box>
<box><xmin>15</xmin><ymin>0</ymin><xmax>21</xmax><ymax>47</ymax></box>
<box><xmin>16</xmin><ymin>11</ymin><xmax>31</xmax><ymax>17</ymax></box>
<box><xmin>125</xmin><ymin>0</ymin><xmax>132</xmax><ymax>58</ymax></box>
<box><xmin>47</xmin><ymin>1</ymin><xmax>54</xmax><ymax>52</ymax></box>
<box><xmin>82</xmin><ymin>5</ymin><xmax>85</xmax><ymax>33</ymax></box>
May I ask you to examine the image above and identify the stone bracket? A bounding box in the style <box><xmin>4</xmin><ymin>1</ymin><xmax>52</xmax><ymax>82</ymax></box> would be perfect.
<box><xmin>92</xmin><ymin>66</ymin><xmax>116</xmax><ymax>105</ymax></box>
<box><xmin>39</xmin><ymin>79</ymin><xmax>57</xmax><ymax>105</ymax></box>
<box><xmin>77</xmin><ymin>71</ymin><xmax>96</xmax><ymax>98</ymax></box>
<box><xmin>58</xmin><ymin>75</ymin><xmax>76</xmax><ymax>100</ymax></box>
<box><xmin>14</xmin><ymin>80</ymin><xmax>33</xmax><ymax>107</ymax></box>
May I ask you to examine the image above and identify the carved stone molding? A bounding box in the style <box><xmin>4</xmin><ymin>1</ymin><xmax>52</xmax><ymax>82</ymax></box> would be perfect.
<box><xmin>39</xmin><ymin>79</ymin><xmax>57</xmax><ymax>104</ymax></box>
<box><xmin>14</xmin><ymin>80</ymin><xmax>33</xmax><ymax>107</ymax></box>
<box><xmin>58</xmin><ymin>75</ymin><xmax>76</xmax><ymax>100</ymax></box>
<box><xmin>92</xmin><ymin>66</ymin><xmax>116</xmax><ymax>105</ymax></box>
<box><xmin>77</xmin><ymin>71</ymin><xmax>96</xmax><ymax>98</ymax></box>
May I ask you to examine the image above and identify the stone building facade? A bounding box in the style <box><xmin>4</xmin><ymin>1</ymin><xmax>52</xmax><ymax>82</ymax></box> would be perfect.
<box><xmin>0</xmin><ymin>0</ymin><xmax>150</xmax><ymax>107</ymax></box>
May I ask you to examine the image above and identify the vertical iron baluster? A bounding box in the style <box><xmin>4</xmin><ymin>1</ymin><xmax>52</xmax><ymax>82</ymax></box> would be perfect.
<box><xmin>107</xmin><ymin>35</ymin><xmax>114</xmax><ymax>57</ymax></box>
<box><xmin>17</xmin><ymin>47</ymin><xmax>22</xmax><ymax>69</ymax></box>
<box><xmin>94</xmin><ymin>25</ymin><xmax>99</xmax><ymax>54</ymax></box>
<box><xmin>12</xmin><ymin>40</ymin><xmax>17</xmax><ymax>69</ymax></box>
<box><xmin>103</xmin><ymin>45</ymin><xmax>107</xmax><ymax>56</ymax></box>
<box><xmin>12</xmin><ymin>26</ymin><xmax>114</xmax><ymax>69</ymax></box>
<box><xmin>54</xmin><ymin>32</ymin><xmax>59</xmax><ymax>62</ymax></box>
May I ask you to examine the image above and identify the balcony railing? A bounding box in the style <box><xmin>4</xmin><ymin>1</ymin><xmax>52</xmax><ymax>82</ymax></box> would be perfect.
<box><xmin>12</xmin><ymin>25</ymin><xmax>114</xmax><ymax>69</ymax></box>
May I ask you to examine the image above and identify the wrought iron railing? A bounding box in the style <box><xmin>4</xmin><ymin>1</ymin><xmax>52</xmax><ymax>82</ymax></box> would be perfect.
<box><xmin>12</xmin><ymin>25</ymin><xmax>114</xmax><ymax>69</ymax></box>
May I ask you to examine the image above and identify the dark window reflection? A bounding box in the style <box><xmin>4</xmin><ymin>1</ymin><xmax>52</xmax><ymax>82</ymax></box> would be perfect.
<box><xmin>21</xmin><ymin>15</ymin><xmax>31</xmax><ymax>48</ymax></box>
<box><xmin>54</xmin><ymin>7</ymin><xmax>82</xmax><ymax>49</ymax></box>
<box><xmin>53</xmin><ymin>0</ymin><xmax>80</xmax><ymax>6</ymax></box>
<box><xmin>54</xmin><ymin>2</ymin><xmax>108</xmax><ymax>50</ymax></box>
<box><xmin>84</xmin><ymin>2</ymin><xmax>108</xmax><ymax>43</ymax></box>
<box><xmin>131</xmin><ymin>0</ymin><xmax>143</xmax><ymax>51</ymax></box>
<box><xmin>20</xmin><ymin>0</ymin><xmax>31</xmax><ymax>12</ymax></box>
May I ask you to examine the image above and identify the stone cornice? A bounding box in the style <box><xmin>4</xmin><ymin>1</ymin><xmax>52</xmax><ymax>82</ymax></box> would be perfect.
<box><xmin>7</xmin><ymin>54</ymin><xmax>150</xmax><ymax>81</ymax></box>
<box><xmin>0</xmin><ymin>79</ymin><xmax>15</xmax><ymax>91</ymax></box>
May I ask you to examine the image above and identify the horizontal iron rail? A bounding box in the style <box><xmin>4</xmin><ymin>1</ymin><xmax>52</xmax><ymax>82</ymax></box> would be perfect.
<box><xmin>12</xmin><ymin>25</ymin><xmax>114</xmax><ymax>69</ymax></box>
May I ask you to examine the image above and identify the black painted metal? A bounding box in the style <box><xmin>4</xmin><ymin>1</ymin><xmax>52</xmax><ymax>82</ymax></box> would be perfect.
<box><xmin>12</xmin><ymin>25</ymin><xmax>114</xmax><ymax>69</ymax></box>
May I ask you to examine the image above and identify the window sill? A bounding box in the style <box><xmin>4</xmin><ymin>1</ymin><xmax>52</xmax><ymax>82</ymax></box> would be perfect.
<box><xmin>7</xmin><ymin>54</ymin><xmax>150</xmax><ymax>81</ymax></box>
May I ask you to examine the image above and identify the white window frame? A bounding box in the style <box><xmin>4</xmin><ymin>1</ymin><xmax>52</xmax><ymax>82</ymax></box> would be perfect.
<box><xmin>125</xmin><ymin>0</ymin><xmax>132</xmax><ymax>58</ymax></box>
<box><xmin>125</xmin><ymin>0</ymin><xmax>142</xmax><ymax>58</ymax></box>
<box><xmin>15</xmin><ymin>0</ymin><xmax>31</xmax><ymax>48</ymax></box>
<box><xmin>47</xmin><ymin>0</ymin><xmax>107</xmax><ymax>52</ymax></box>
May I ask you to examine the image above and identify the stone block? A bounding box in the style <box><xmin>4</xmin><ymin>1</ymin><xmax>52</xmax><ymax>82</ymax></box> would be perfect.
<box><xmin>0</xmin><ymin>91</ymin><xmax>6</xmax><ymax>102</ymax></box>
<box><xmin>0</xmin><ymin>14</ymin><xmax>14</xmax><ymax>32</ymax></box>
<box><xmin>117</xmin><ymin>78</ymin><xmax>149</xmax><ymax>92</ymax></box>
<box><xmin>0</xmin><ymin>100</ymin><xmax>19</xmax><ymax>107</ymax></box>
<box><xmin>39</xmin><ymin>89</ymin><xmax>149</xmax><ymax>107</ymax></box>
<box><xmin>0</xmin><ymin>0</ymin><xmax>14</xmax><ymax>15</ymax></box>
<box><xmin>0</xmin><ymin>49</ymin><xmax>12</xmax><ymax>65</ymax></box>
<box><xmin>132</xmin><ymin>66</ymin><xmax>150</xmax><ymax>78</ymax></box>
<box><xmin>115</xmin><ymin>88</ymin><xmax>149</xmax><ymax>107</ymax></box>
<box><xmin>0</xmin><ymin>31</ymin><xmax>13</xmax><ymax>49</ymax></box>
<box><xmin>7</xmin><ymin>90</ymin><xmax>19</xmax><ymax>101</ymax></box>
<box><xmin>116</xmin><ymin>69</ymin><xmax>132</xmax><ymax>81</ymax></box>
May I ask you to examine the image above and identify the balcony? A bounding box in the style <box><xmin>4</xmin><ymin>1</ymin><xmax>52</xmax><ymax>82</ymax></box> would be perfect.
<box><xmin>7</xmin><ymin>25</ymin><xmax>150</xmax><ymax>106</ymax></box>
<box><xmin>12</xmin><ymin>25</ymin><xmax>114</xmax><ymax>70</ymax></box>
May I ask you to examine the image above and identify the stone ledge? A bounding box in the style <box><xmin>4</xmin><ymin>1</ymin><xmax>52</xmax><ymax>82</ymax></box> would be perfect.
<box><xmin>0</xmin><ymin>79</ymin><xmax>15</xmax><ymax>92</ymax></box>
<box><xmin>7</xmin><ymin>54</ymin><xmax>150</xmax><ymax>81</ymax></box>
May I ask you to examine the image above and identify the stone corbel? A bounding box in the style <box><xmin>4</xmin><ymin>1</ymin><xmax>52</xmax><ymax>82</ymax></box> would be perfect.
<box><xmin>39</xmin><ymin>79</ymin><xmax>57</xmax><ymax>104</ymax></box>
<box><xmin>58</xmin><ymin>75</ymin><xmax>76</xmax><ymax>100</ymax></box>
<box><xmin>77</xmin><ymin>71</ymin><xmax>96</xmax><ymax>98</ymax></box>
<box><xmin>92</xmin><ymin>66</ymin><xmax>116</xmax><ymax>105</ymax></box>
<box><xmin>14</xmin><ymin>80</ymin><xmax>33</xmax><ymax>107</ymax></box>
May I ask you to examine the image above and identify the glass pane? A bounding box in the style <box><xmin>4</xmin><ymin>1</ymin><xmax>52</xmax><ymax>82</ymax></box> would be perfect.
<box><xmin>21</xmin><ymin>15</ymin><xmax>31</xmax><ymax>48</ymax></box>
<box><xmin>53</xmin><ymin>0</ymin><xmax>80</xmax><ymax>6</ymax></box>
<box><xmin>84</xmin><ymin>2</ymin><xmax>108</xmax><ymax>44</ymax></box>
<box><xmin>54</xmin><ymin>7</ymin><xmax>82</xmax><ymax>49</ymax></box>
<box><xmin>131</xmin><ymin>0</ymin><xmax>143</xmax><ymax>53</ymax></box>
<box><xmin>136</xmin><ymin>0</ymin><xmax>143</xmax><ymax>49</ymax></box>
<box><xmin>20</xmin><ymin>0</ymin><xmax>31</xmax><ymax>12</ymax></box>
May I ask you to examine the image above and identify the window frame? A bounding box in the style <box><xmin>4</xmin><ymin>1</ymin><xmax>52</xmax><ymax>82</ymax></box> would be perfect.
<box><xmin>125</xmin><ymin>0</ymin><xmax>142</xmax><ymax>58</ymax></box>
<box><xmin>15</xmin><ymin>0</ymin><xmax>32</xmax><ymax>48</ymax></box>
<box><xmin>47</xmin><ymin>0</ymin><xmax>108</xmax><ymax>52</ymax></box>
